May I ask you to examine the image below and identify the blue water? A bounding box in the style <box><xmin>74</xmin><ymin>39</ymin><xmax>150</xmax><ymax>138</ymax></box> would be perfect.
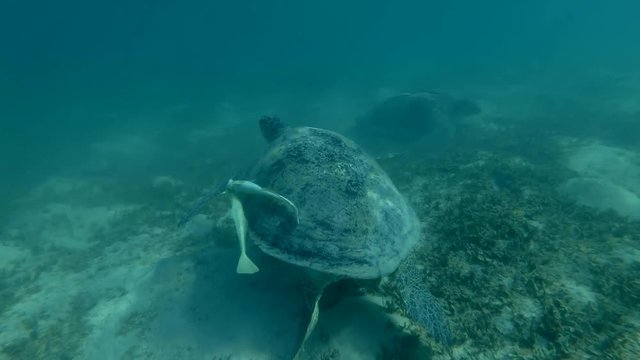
<box><xmin>1</xmin><ymin>1</ymin><xmax>640</xmax><ymax>359</ymax></box>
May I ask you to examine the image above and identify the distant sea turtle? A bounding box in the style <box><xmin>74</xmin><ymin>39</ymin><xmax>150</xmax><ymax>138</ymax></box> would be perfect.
<box><xmin>347</xmin><ymin>91</ymin><xmax>481</xmax><ymax>156</ymax></box>
<box><xmin>181</xmin><ymin>116</ymin><xmax>452</xmax><ymax>356</ymax></box>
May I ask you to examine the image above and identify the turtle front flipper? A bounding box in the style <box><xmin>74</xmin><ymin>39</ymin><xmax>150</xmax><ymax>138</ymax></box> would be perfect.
<box><xmin>392</xmin><ymin>253</ymin><xmax>452</xmax><ymax>346</ymax></box>
<box><xmin>177</xmin><ymin>186</ymin><xmax>224</xmax><ymax>228</ymax></box>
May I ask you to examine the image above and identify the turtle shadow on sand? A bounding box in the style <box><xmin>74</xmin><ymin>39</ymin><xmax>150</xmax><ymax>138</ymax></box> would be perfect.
<box><xmin>114</xmin><ymin>244</ymin><xmax>311</xmax><ymax>360</ymax></box>
<box><xmin>115</xmin><ymin>243</ymin><xmax>429</xmax><ymax>359</ymax></box>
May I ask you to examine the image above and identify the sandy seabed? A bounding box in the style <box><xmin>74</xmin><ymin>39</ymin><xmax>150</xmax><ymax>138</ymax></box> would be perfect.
<box><xmin>2</xmin><ymin>85</ymin><xmax>640</xmax><ymax>359</ymax></box>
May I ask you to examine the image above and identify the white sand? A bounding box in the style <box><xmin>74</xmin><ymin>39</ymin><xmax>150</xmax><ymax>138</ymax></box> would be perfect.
<box><xmin>560</xmin><ymin>142</ymin><xmax>640</xmax><ymax>219</ymax></box>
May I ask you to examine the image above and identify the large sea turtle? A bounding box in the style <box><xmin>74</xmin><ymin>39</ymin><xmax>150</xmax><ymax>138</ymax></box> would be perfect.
<box><xmin>181</xmin><ymin>116</ymin><xmax>452</xmax><ymax>357</ymax></box>
<box><xmin>347</xmin><ymin>91</ymin><xmax>481</xmax><ymax>156</ymax></box>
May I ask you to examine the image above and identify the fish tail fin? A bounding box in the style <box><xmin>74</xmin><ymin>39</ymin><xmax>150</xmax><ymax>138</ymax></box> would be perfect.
<box><xmin>236</xmin><ymin>253</ymin><xmax>259</xmax><ymax>274</ymax></box>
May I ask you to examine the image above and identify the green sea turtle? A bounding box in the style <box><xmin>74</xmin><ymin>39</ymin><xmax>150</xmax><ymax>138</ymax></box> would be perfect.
<box><xmin>347</xmin><ymin>91</ymin><xmax>481</xmax><ymax>156</ymax></box>
<box><xmin>181</xmin><ymin>116</ymin><xmax>452</xmax><ymax>356</ymax></box>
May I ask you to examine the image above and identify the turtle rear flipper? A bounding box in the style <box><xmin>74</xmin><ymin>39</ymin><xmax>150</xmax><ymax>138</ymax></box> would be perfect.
<box><xmin>292</xmin><ymin>291</ymin><xmax>323</xmax><ymax>360</ymax></box>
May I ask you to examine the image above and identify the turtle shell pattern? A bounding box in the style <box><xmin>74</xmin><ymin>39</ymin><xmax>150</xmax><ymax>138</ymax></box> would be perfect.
<box><xmin>241</xmin><ymin>126</ymin><xmax>420</xmax><ymax>279</ymax></box>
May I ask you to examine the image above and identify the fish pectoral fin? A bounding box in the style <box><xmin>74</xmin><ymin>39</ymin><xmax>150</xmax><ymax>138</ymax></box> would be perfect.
<box><xmin>262</xmin><ymin>189</ymin><xmax>300</xmax><ymax>224</ymax></box>
<box><xmin>228</xmin><ymin>179</ymin><xmax>300</xmax><ymax>225</ymax></box>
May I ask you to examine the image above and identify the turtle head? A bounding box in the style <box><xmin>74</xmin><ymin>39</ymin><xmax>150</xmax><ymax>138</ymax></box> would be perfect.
<box><xmin>259</xmin><ymin>115</ymin><xmax>285</xmax><ymax>143</ymax></box>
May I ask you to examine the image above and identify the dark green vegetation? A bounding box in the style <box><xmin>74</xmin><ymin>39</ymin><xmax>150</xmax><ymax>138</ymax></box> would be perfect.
<box><xmin>380</xmin><ymin>129</ymin><xmax>640</xmax><ymax>358</ymax></box>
